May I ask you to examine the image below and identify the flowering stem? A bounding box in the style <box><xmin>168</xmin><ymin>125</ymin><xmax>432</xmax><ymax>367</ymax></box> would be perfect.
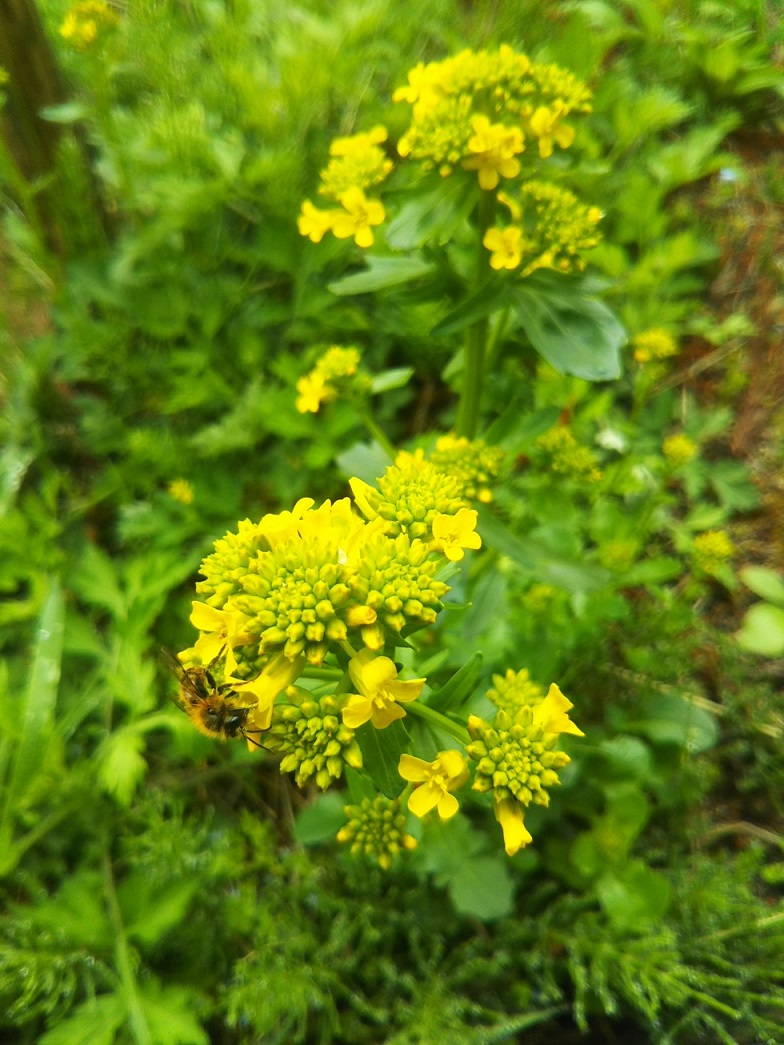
<box><xmin>457</xmin><ymin>189</ymin><xmax>496</xmax><ymax>440</ymax></box>
<box><xmin>406</xmin><ymin>700</ymin><xmax>470</xmax><ymax>745</ymax></box>
<box><xmin>357</xmin><ymin>407</ymin><xmax>396</xmax><ymax>461</ymax></box>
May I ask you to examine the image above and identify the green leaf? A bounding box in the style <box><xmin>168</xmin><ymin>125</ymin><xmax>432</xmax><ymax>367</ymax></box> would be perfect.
<box><xmin>430</xmin><ymin>281</ymin><xmax>511</xmax><ymax>338</ymax></box>
<box><xmin>293</xmin><ymin>790</ymin><xmax>347</xmax><ymax>845</ymax></box>
<box><xmin>426</xmin><ymin>652</ymin><xmax>483</xmax><ymax>713</ymax></box>
<box><xmin>616</xmin><ymin>557</ymin><xmax>682</xmax><ymax>586</ymax></box>
<box><xmin>478</xmin><ymin>509</ymin><xmax>611</xmax><ymax>592</ymax></box>
<box><xmin>354</xmin><ymin>719</ymin><xmax>411</xmax><ymax>798</ymax></box>
<box><xmin>121</xmin><ymin>874</ymin><xmax>198</xmax><ymax>947</ymax></box>
<box><xmin>596</xmin><ymin>861</ymin><xmax>671</xmax><ymax>930</ymax></box>
<box><xmin>39</xmin><ymin>993</ymin><xmax>125</xmax><ymax>1045</ymax></box>
<box><xmin>736</xmin><ymin>603</ymin><xmax>784</xmax><ymax>657</ymax></box>
<box><xmin>328</xmin><ymin>255</ymin><xmax>435</xmax><ymax>295</ymax></box>
<box><xmin>39</xmin><ymin>101</ymin><xmax>89</xmax><ymax>124</ymax></box>
<box><xmin>370</xmin><ymin>367</ymin><xmax>414</xmax><ymax>394</ymax></box>
<box><xmin>447</xmin><ymin>853</ymin><xmax>515</xmax><ymax>921</ymax></box>
<box><xmin>385</xmin><ymin>175</ymin><xmax>475</xmax><ymax>250</ymax></box>
<box><xmin>98</xmin><ymin>728</ymin><xmax>148</xmax><ymax>806</ymax></box>
<box><xmin>336</xmin><ymin>440</ymin><xmax>391</xmax><ymax>482</ymax></box>
<box><xmin>139</xmin><ymin>981</ymin><xmax>209</xmax><ymax>1045</ymax></box>
<box><xmin>626</xmin><ymin>694</ymin><xmax>719</xmax><ymax>753</ymax></box>
<box><xmin>740</xmin><ymin>566</ymin><xmax>784</xmax><ymax>606</ymax></box>
<box><xmin>598</xmin><ymin>736</ymin><xmax>653</xmax><ymax>782</ymax></box>
<box><xmin>0</xmin><ymin>579</ymin><xmax>64</xmax><ymax>869</ymax></box>
<box><xmin>511</xmin><ymin>273</ymin><xmax>625</xmax><ymax>381</ymax></box>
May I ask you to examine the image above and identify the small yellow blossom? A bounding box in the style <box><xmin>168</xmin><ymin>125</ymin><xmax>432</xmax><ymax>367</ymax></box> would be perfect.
<box><xmin>187</xmin><ymin>601</ymin><xmax>254</xmax><ymax>679</ymax></box>
<box><xmin>483</xmin><ymin>226</ymin><xmax>524</xmax><ymax>270</ymax></box>
<box><xmin>431</xmin><ymin>508</ymin><xmax>482</xmax><ymax>561</ymax></box>
<box><xmin>342</xmin><ymin>649</ymin><xmax>425</xmax><ymax>729</ymax></box>
<box><xmin>528</xmin><ymin>104</ymin><xmax>575</xmax><ymax>158</ymax></box>
<box><xmin>168</xmin><ymin>478</ymin><xmax>194</xmax><ymax>505</ymax></box>
<box><xmin>663</xmin><ymin>433</ymin><xmax>698</xmax><ymax>468</ymax></box>
<box><xmin>331</xmin><ymin>187</ymin><xmax>385</xmax><ymax>248</ymax></box>
<box><xmin>297</xmin><ymin>200</ymin><xmax>338</xmax><ymax>243</ymax></box>
<box><xmin>692</xmin><ymin>530</ymin><xmax>735</xmax><ymax>575</ymax></box>
<box><xmin>295</xmin><ymin>371</ymin><xmax>331</xmax><ymax>413</ymax></box>
<box><xmin>462</xmin><ymin>115</ymin><xmax>525</xmax><ymax>190</ymax></box>
<box><xmin>330</xmin><ymin>125</ymin><xmax>388</xmax><ymax>156</ymax></box>
<box><xmin>398</xmin><ymin>750</ymin><xmax>469</xmax><ymax>819</ymax></box>
<box><xmin>633</xmin><ymin>328</ymin><xmax>678</xmax><ymax>364</ymax></box>
<box><xmin>232</xmin><ymin>653</ymin><xmax>306</xmax><ymax>739</ymax></box>
<box><xmin>59</xmin><ymin>0</ymin><xmax>118</xmax><ymax>47</ymax></box>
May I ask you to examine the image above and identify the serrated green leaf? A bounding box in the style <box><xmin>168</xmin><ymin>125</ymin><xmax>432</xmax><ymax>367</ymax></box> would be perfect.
<box><xmin>139</xmin><ymin>981</ymin><xmax>209</xmax><ymax>1045</ymax></box>
<box><xmin>355</xmin><ymin>719</ymin><xmax>410</xmax><ymax>798</ymax></box>
<box><xmin>328</xmin><ymin>255</ymin><xmax>435</xmax><ymax>295</ymax></box>
<box><xmin>121</xmin><ymin>875</ymin><xmax>198</xmax><ymax>947</ymax></box>
<box><xmin>98</xmin><ymin>728</ymin><xmax>148</xmax><ymax>805</ymax></box>
<box><xmin>293</xmin><ymin>790</ymin><xmax>347</xmax><ymax>845</ymax></box>
<box><xmin>38</xmin><ymin>993</ymin><xmax>125</xmax><ymax>1045</ymax></box>
<box><xmin>512</xmin><ymin>274</ymin><xmax>624</xmax><ymax>381</ymax></box>
<box><xmin>426</xmin><ymin>652</ymin><xmax>483</xmax><ymax>713</ymax></box>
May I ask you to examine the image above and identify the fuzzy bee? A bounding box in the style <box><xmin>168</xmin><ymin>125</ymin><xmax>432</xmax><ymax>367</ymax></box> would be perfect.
<box><xmin>163</xmin><ymin>650</ymin><xmax>262</xmax><ymax>747</ymax></box>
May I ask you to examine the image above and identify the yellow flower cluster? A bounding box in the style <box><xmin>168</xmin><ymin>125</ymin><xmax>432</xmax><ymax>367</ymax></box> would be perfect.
<box><xmin>59</xmin><ymin>0</ymin><xmax>118</xmax><ymax>47</ymax></box>
<box><xmin>298</xmin><ymin>127</ymin><xmax>391</xmax><ymax>247</ymax></box>
<box><xmin>395</xmin><ymin>47</ymin><xmax>591</xmax><ymax>181</ymax></box>
<box><xmin>484</xmin><ymin>183</ymin><xmax>602</xmax><ymax>275</ymax></box>
<box><xmin>168</xmin><ymin>478</ymin><xmax>194</xmax><ymax>505</ymax></box>
<box><xmin>429</xmin><ymin>433</ymin><xmax>506</xmax><ymax>503</ymax></box>
<box><xmin>467</xmin><ymin>685</ymin><xmax>583</xmax><ymax>855</ymax></box>
<box><xmin>663</xmin><ymin>433</ymin><xmax>698</xmax><ymax>468</ymax></box>
<box><xmin>295</xmin><ymin>345</ymin><xmax>368</xmax><ymax>413</ymax></box>
<box><xmin>535</xmin><ymin>426</ymin><xmax>602</xmax><ymax>483</ymax></box>
<box><xmin>692</xmin><ymin>530</ymin><xmax>735</xmax><ymax>575</ymax></box>
<box><xmin>633</xmin><ymin>328</ymin><xmax>679</xmax><ymax>364</ymax></box>
<box><xmin>350</xmin><ymin>448</ymin><xmax>482</xmax><ymax>560</ymax></box>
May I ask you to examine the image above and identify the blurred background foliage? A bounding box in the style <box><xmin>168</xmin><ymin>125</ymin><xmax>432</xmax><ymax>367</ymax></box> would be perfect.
<box><xmin>1</xmin><ymin>0</ymin><xmax>783</xmax><ymax>1041</ymax></box>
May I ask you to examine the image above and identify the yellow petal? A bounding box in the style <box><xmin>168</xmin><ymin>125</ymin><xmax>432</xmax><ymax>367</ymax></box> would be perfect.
<box><xmin>342</xmin><ymin>694</ymin><xmax>373</xmax><ymax>730</ymax></box>
<box><xmin>189</xmin><ymin>601</ymin><xmax>225</xmax><ymax>632</ymax></box>
<box><xmin>371</xmin><ymin>701</ymin><xmax>407</xmax><ymax>729</ymax></box>
<box><xmin>398</xmin><ymin>754</ymin><xmax>430</xmax><ymax>783</ymax></box>
<box><xmin>494</xmin><ymin>798</ymin><xmax>533</xmax><ymax>856</ymax></box>
<box><xmin>408</xmin><ymin>781</ymin><xmax>441</xmax><ymax>818</ymax></box>
<box><xmin>532</xmin><ymin>684</ymin><xmax>585</xmax><ymax>737</ymax></box>
<box><xmin>437</xmin><ymin>749</ymin><xmax>468</xmax><ymax>783</ymax></box>
<box><xmin>436</xmin><ymin>792</ymin><xmax>460</xmax><ymax>819</ymax></box>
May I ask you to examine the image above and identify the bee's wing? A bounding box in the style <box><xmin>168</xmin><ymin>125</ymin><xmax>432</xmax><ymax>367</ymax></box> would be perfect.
<box><xmin>159</xmin><ymin>647</ymin><xmax>206</xmax><ymax>705</ymax></box>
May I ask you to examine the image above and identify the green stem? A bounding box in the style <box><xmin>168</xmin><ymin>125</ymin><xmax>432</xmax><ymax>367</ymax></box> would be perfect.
<box><xmin>457</xmin><ymin>189</ymin><xmax>496</xmax><ymax>439</ymax></box>
<box><xmin>357</xmin><ymin>408</ymin><xmax>396</xmax><ymax>461</ymax></box>
<box><xmin>301</xmin><ymin>665</ymin><xmax>343</xmax><ymax>681</ymax></box>
<box><xmin>406</xmin><ymin>700</ymin><xmax>470</xmax><ymax>745</ymax></box>
<box><xmin>102</xmin><ymin>847</ymin><xmax>153</xmax><ymax>1045</ymax></box>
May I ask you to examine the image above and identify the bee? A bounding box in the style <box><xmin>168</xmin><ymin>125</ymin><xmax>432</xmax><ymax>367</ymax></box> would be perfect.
<box><xmin>163</xmin><ymin>649</ymin><xmax>262</xmax><ymax>747</ymax></box>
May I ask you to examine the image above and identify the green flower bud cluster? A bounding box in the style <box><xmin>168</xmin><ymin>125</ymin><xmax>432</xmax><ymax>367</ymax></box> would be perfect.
<box><xmin>486</xmin><ymin>668</ymin><xmax>545</xmax><ymax>715</ymax></box>
<box><xmin>336</xmin><ymin>796</ymin><xmax>416</xmax><ymax>870</ymax></box>
<box><xmin>234</xmin><ymin>538</ymin><xmax>353</xmax><ymax>665</ymax></box>
<box><xmin>197</xmin><ymin>519</ymin><xmax>267</xmax><ymax>607</ymax></box>
<box><xmin>466</xmin><ymin>707</ymin><xmax>570</xmax><ymax>811</ymax></box>
<box><xmin>535</xmin><ymin>426</ymin><xmax>602</xmax><ymax>484</ymax></box>
<box><xmin>264</xmin><ymin>687</ymin><xmax>362</xmax><ymax>790</ymax></box>
<box><xmin>429</xmin><ymin>434</ymin><xmax>506</xmax><ymax>504</ymax></box>
<box><xmin>349</xmin><ymin>529</ymin><xmax>449</xmax><ymax>641</ymax></box>
<box><xmin>517</xmin><ymin>181</ymin><xmax>602</xmax><ymax>276</ymax></box>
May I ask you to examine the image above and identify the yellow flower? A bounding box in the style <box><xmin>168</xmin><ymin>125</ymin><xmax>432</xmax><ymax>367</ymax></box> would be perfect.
<box><xmin>531</xmin><ymin>684</ymin><xmax>585</xmax><ymax>738</ymax></box>
<box><xmin>431</xmin><ymin>508</ymin><xmax>482</xmax><ymax>561</ymax></box>
<box><xmin>529</xmin><ymin>105</ymin><xmax>575</xmax><ymax>159</ymax></box>
<box><xmin>295</xmin><ymin>371</ymin><xmax>331</xmax><ymax>413</ymax></box>
<box><xmin>633</xmin><ymin>328</ymin><xmax>678</xmax><ymax>364</ymax></box>
<box><xmin>494</xmin><ymin>798</ymin><xmax>533</xmax><ymax>856</ymax></box>
<box><xmin>483</xmin><ymin>226</ymin><xmax>523</xmax><ymax>270</ymax></box>
<box><xmin>59</xmin><ymin>0</ymin><xmax>118</xmax><ymax>47</ymax></box>
<box><xmin>297</xmin><ymin>200</ymin><xmax>338</xmax><ymax>243</ymax></box>
<box><xmin>398</xmin><ymin>750</ymin><xmax>469</xmax><ymax>819</ymax></box>
<box><xmin>330</xmin><ymin>125</ymin><xmax>388</xmax><ymax>156</ymax></box>
<box><xmin>342</xmin><ymin>650</ymin><xmax>425</xmax><ymax>729</ymax></box>
<box><xmin>331</xmin><ymin>187</ymin><xmax>385</xmax><ymax>248</ymax></box>
<box><xmin>462</xmin><ymin>115</ymin><xmax>524</xmax><ymax>190</ymax></box>
<box><xmin>168</xmin><ymin>478</ymin><xmax>194</xmax><ymax>505</ymax></box>
<box><xmin>187</xmin><ymin>601</ymin><xmax>253</xmax><ymax>678</ymax></box>
<box><xmin>232</xmin><ymin>653</ymin><xmax>306</xmax><ymax>740</ymax></box>
<box><xmin>663</xmin><ymin>433</ymin><xmax>698</xmax><ymax>467</ymax></box>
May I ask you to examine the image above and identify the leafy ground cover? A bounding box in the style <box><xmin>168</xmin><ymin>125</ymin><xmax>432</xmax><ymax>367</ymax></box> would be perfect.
<box><xmin>1</xmin><ymin>1</ymin><xmax>783</xmax><ymax>1042</ymax></box>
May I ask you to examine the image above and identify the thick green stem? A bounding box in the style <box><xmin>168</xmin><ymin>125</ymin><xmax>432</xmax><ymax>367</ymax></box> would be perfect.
<box><xmin>457</xmin><ymin>189</ymin><xmax>496</xmax><ymax>439</ymax></box>
<box><xmin>357</xmin><ymin>408</ymin><xmax>396</xmax><ymax>461</ymax></box>
<box><xmin>406</xmin><ymin>700</ymin><xmax>470</xmax><ymax>746</ymax></box>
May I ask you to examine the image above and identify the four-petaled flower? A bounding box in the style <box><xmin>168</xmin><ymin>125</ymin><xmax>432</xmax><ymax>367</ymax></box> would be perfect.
<box><xmin>295</xmin><ymin>372</ymin><xmax>330</xmax><ymax>413</ymax></box>
<box><xmin>342</xmin><ymin>649</ymin><xmax>425</xmax><ymax>729</ymax></box>
<box><xmin>431</xmin><ymin>508</ymin><xmax>482</xmax><ymax>561</ymax></box>
<box><xmin>399</xmin><ymin>750</ymin><xmax>469</xmax><ymax>819</ymax></box>
<box><xmin>331</xmin><ymin>187</ymin><xmax>385</xmax><ymax>247</ymax></box>
<box><xmin>483</xmin><ymin>226</ymin><xmax>523</xmax><ymax>271</ymax></box>
<box><xmin>297</xmin><ymin>200</ymin><xmax>338</xmax><ymax>243</ymax></box>
<box><xmin>188</xmin><ymin>601</ymin><xmax>253</xmax><ymax>678</ymax></box>
<box><xmin>529</xmin><ymin>105</ymin><xmax>575</xmax><ymax>159</ymax></box>
<box><xmin>462</xmin><ymin>115</ymin><xmax>524</xmax><ymax>191</ymax></box>
<box><xmin>232</xmin><ymin>653</ymin><xmax>306</xmax><ymax>740</ymax></box>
